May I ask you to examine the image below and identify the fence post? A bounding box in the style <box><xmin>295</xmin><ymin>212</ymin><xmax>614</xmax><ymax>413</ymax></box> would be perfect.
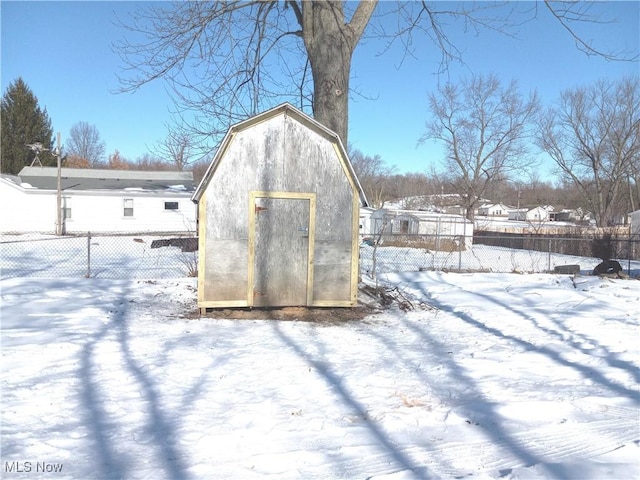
<box><xmin>458</xmin><ymin>235</ymin><xmax>462</xmax><ymax>272</ymax></box>
<box><xmin>86</xmin><ymin>231</ymin><xmax>91</xmax><ymax>278</ymax></box>
<box><xmin>548</xmin><ymin>237</ymin><xmax>552</xmax><ymax>272</ymax></box>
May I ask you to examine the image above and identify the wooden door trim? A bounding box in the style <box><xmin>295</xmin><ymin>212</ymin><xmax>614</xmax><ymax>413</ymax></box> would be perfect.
<box><xmin>247</xmin><ymin>191</ymin><xmax>316</xmax><ymax>307</ymax></box>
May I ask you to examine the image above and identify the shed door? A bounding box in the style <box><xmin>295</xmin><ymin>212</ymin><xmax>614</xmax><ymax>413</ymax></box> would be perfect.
<box><xmin>252</xmin><ymin>197</ymin><xmax>310</xmax><ymax>306</ymax></box>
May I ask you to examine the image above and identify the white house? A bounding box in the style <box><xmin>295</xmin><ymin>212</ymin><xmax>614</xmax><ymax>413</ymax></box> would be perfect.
<box><xmin>370</xmin><ymin>208</ymin><xmax>474</xmax><ymax>249</ymax></box>
<box><xmin>477</xmin><ymin>203</ymin><xmax>510</xmax><ymax>217</ymax></box>
<box><xmin>359</xmin><ymin>206</ymin><xmax>376</xmax><ymax>237</ymax></box>
<box><xmin>1</xmin><ymin>167</ymin><xmax>196</xmax><ymax>234</ymax></box>
<box><xmin>508</xmin><ymin>206</ymin><xmax>550</xmax><ymax>222</ymax></box>
<box><xmin>630</xmin><ymin>209</ymin><xmax>640</xmax><ymax>238</ymax></box>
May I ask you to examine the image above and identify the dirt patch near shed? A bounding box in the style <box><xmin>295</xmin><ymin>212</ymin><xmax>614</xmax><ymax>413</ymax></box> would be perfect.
<box><xmin>191</xmin><ymin>284</ymin><xmax>432</xmax><ymax>322</ymax></box>
<box><xmin>199</xmin><ymin>305</ymin><xmax>377</xmax><ymax>323</ymax></box>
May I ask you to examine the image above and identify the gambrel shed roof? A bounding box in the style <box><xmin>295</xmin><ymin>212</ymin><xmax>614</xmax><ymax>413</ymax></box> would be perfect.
<box><xmin>192</xmin><ymin>103</ymin><xmax>368</xmax><ymax>207</ymax></box>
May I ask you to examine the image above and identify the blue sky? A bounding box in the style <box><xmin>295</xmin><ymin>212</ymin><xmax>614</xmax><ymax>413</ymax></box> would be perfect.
<box><xmin>2</xmin><ymin>1</ymin><xmax>638</xmax><ymax>179</ymax></box>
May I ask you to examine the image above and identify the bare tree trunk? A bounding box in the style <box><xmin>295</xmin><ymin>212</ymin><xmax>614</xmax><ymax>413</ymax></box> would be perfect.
<box><xmin>301</xmin><ymin>1</ymin><xmax>376</xmax><ymax>145</ymax></box>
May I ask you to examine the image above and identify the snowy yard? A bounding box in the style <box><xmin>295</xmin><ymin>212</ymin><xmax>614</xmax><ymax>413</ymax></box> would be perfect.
<box><xmin>1</xmin><ymin>267</ymin><xmax>639</xmax><ymax>479</ymax></box>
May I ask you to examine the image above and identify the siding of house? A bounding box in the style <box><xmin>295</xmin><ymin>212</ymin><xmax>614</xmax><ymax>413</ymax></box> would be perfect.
<box><xmin>526</xmin><ymin>207</ymin><xmax>550</xmax><ymax>222</ymax></box>
<box><xmin>0</xmin><ymin>178</ymin><xmax>196</xmax><ymax>234</ymax></box>
<box><xmin>630</xmin><ymin>210</ymin><xmax>640</xmax><ymax>237</ymax></box>
<box><xmin>60</xmin><ymin>191</ymin><xmax>196</xmax><ymax>233</ymax></box>
<box><xmin>0</xmin><ymin>179</ymin><xmax>54</xmax><ymax>232</ymax></box>
<box><xmin>478</xmin><ymin>204</ymin><xmax>509</xmax><ymax>216</ymax></box>
<box><xmin>359</xmin><ymin>207</ymin><xmax>376</xmax><ymax>237</ymax></box>
<box><xmin>508</xmin><ymin>207</ymin><xmax>550</xmax><ymax>222</ymax></box>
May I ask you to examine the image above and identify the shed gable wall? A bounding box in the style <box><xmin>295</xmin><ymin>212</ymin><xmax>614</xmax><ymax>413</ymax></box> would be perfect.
<box><xmin>199</xmin><ymin>113</ymin><xmax>357</xmax><ymax>306</ymax></box>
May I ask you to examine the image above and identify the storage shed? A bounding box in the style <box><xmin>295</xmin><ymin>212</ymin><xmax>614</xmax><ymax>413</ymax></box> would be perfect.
<box><xmin>371</xmin><ymin>208</ymin><xmax>474</xmax><ymax>249</ymax></box>
<box><xmin>192</xmin><ymin>103</ymin><xmax>368</xmax><ymax>310</ymax></box>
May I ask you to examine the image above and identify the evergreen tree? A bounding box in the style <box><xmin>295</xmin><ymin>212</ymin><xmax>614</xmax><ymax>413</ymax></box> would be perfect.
<box><xmin>1</xmin><ymin>78</ymin><xmax>55</xmax><ymax>174</ymax></box>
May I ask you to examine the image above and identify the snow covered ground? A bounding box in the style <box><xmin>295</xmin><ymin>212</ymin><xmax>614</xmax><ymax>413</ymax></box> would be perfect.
<box><xmin>2</xmin><ymin>266</ymin><xmax>639</xmax><ymax>479</ymax></box>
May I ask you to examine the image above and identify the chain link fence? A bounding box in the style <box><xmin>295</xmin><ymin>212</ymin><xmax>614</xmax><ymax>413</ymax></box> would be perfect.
<box><xmin>2</xmin><ymin>231</ymin><xmax>639</xmax><ymax>279</ymax></box>
<box><xmin>360</xmin><ymin>233</ymin><xmax>640</xmax><ymax>278</ymax></box>
<box><xmin>1</xmin><ymin>232</ymin><xmax>198</xmax><ymax>279</ymax></box>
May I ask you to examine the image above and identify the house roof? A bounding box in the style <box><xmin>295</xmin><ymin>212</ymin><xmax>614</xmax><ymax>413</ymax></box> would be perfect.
<box><xmin>478</xmin><ymin>203</ymin><xmax>510</xmax><ymax>210</ymax></box>
<box><xmin>191</xmin><ymin>103</ymin><xmax>368</xmax><ymax>206</ymax></box>
<box><xmin>378</xmin><ymin>208</ymin><xmax>472</xmax><ymax>223</ymax></box>
<box><xmin>17</xmin><ymin>166</ymin><xmax>194</xmax><ymax>191</ymax></box>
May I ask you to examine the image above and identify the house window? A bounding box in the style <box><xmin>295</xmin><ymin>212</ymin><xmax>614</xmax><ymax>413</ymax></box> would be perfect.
<box><xmin>164</xmin><ymin>201</ymin><xmax>179</xmax><ymax>211</ymax></box>
<box><xmin>62</xmin><ymin>197</ymin><xmax>72</xmax><ymax>220</ymax></box>
<box><xmin>123</xmin><ymin>198</ymin><xmax>134</xmax><ymax>217</ymax></box>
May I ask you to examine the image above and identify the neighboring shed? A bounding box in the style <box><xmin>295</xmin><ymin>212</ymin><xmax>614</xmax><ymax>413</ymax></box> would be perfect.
<box><xmin>191</xmin><ymin>103</ymin><xmax>368</xmax><ymax>310</ymax></box>
<box><xmin>370</xmin><ymin>208</ymin><xmax>474</xmax><ymax>249</ymax></box>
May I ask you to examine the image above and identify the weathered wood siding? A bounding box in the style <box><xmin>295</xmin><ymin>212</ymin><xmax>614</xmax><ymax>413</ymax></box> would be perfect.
<box><xmin>199</xmin><ymin>110</ymin><xmax>358</xmax><ymax>307</ymax></box>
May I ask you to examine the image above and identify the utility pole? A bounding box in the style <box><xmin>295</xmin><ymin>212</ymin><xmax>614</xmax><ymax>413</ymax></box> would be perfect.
<box><xmin>55</xmin><ymin>133</ymin><xmax>62</xmax><ymax>236</ymax></box>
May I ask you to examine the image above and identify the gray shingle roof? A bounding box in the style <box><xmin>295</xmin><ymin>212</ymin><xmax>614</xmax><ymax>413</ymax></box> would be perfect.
<box><xmin>17</xmin><ymin>167</ymin><xmax>195</xmax><ymax>191</ymax></box>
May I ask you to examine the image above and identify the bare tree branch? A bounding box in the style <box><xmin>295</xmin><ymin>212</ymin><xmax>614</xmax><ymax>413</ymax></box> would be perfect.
<box><xmin>113</xmin><ymin>0</ymin><xmax>637</xmax><ymax>159</ymax></box>
<box><xmin>544</xmin><ymin>1</ymin><xmax>639</xmax><ymax>62</ymax></box>
<box><xmin>115</xmin><ymin>1</ymin><xmax>309</xmax><ymax>143</ymax></box>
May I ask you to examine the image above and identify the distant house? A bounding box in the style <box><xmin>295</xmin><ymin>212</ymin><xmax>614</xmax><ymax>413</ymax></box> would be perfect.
<box><xmin>441</xmin><ymin>205</ymin><xmax>467</xmax><ymax>216</ymax></box>
<box><xmin>359</xmin><ymin>206</ymin><xmax>377</xmax><ymax>237</ymax></box>
<box><xmin>477</xmin><ymin>203</ymin><xmax>510</xmax><ymax>217</ymax></box>
<box><xmin>370</xmin><ymin>208</ymin><xmax>474</xmax><ymax>249</ymax></box>
<box><xmin>630</xmin><ymin>209</ymin><xmax>640</xmax><ymax>237</ymax></box>
<box><xmin>508</xmin><ymin>206</ymin><xmax>550</xmax><ymax>222</ymax></box>
<box><xmin>548</xmin><ymin>208</ymin><xmax>587</xmax><ymax>223</ymax></box>
<box><xmin>549</xmin><ymin>209</ymin><xmax>571</xmax><ymax>222</ymax></box>
<box><xmin>0</xmin><ymin>167</ymin><xmax>196</xmax><ymax>234</ymax></box>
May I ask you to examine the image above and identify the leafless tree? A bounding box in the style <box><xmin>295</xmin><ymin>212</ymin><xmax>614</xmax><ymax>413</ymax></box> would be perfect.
<box><xmin>136</xmin><ymin>152</ymin><xmax>175</xmax><ymax>171</ymax></box>
<box><xmin>114</xmin><ymin>1</ymin><xmax>633</xmax><ymax>153</ymax></box>
<box><xmin>153</xmin><ymin>129</ymin><xmax>196</xmax><ymax>171</ymax></box>
<box><xmin>350</xmin><ymin>148</ymin><xmax>396</xmax><ymax>207</ymax></box>
<box><xmin>65</xmin><ymin>121</ymin><xmax>106</xmax><ymax>167</ymax></box>
<box><xmin>392</xmin><ymin>173</ymin><xmax>433</xmax><ymax>209</ymax></box>
<box><xmin>422</xmin><ymin>74</ymin><xmax>540</xmax><ymax>221</ymax></box>
<box><xmin>190</xmin><ymin>157</ymin><xmax>212</xmax><ymax>185</ymax></box>
<box><xmin>537</xmin><ymin>77</ymin><xmax>639</xmax><ymax>226</ymax></box>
